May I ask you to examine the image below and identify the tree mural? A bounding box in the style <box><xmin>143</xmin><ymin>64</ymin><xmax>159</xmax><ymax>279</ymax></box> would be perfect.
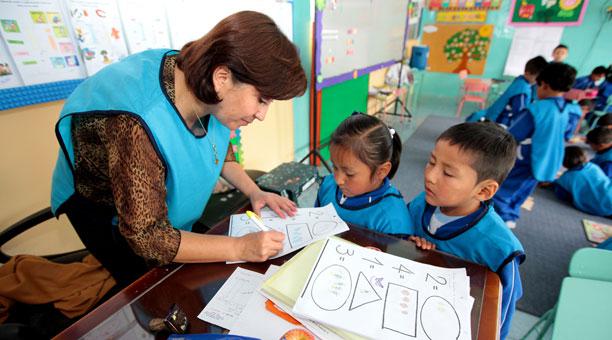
<box><xmin>444</xmin><ymin>27</ymin><xmax>491</xmax><ymax>74</ymax></box>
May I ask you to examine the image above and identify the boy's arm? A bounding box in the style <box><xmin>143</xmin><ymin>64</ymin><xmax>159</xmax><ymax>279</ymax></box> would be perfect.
<box><xmin>508</xmin><ymin>94</ymin><xmax>528</xmax><ymax>117</ymax></box>
<box><xmin>564</xmin><ymin>114</ymin><xmax>579</xmax><ymax>141</ymax></box>
<box><xmin>498</xmin><ymin>257</ymin><xmax>523</xmax><ymax>340</ymax></box>
<box><xmin>507</xmin><ymin>109</ymin><xmax>535</xmax><ymax>143</ymax></box>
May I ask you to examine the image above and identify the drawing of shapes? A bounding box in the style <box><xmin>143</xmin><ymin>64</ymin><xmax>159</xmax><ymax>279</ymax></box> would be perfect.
<box><xmin>420</xmin><ymin>296</ymin><xmax>460</xmax><ymax>340</ymax></box>
<box><xmin>286</xmin><ymin>223</ymin><xmax>313</xmax><ymax>248</ymax></box>
<box><xmin>309</xmin><ymin>211</ymin><xmax>324</xmax><ymax>217</ymax></box>
<box><xmin>50</xmin><ymin>57</ymin><xmax>66</xmax><ymax>69</ymax></box>
<box><xmin>260</xmin><ymin>210</ymin><xmax>278</xmax><ymax>218</ymax></box>
<box><xmin>382</xmin><ymin>283</ymin><xmax>418</xmax><ymax>337</ymax></box>
<box><xmin>349</xmin><ymin>272</ymin><xmax>381</xmax><ymax>310</ymax></box>
<box><xmin>233</xmin><ymin>226</ymin><xmax>260</xmax><ymax>237</ymax></box>
<box><xmin>30</xmin><ymin>11</ymin><xmax>48</xmax><ymax>24</ymax></box>
<box><xmin>311</xmin><ymin>265</ymin><xmax>352</xmax><ymax>311</ymax></box>
<box><xmin>312</xmin><ymin>221</ymin><xmax>338</xmax><ymax>236</ymax></box>
<box><xmin>1</xmin><ymin>20</ymin><xmax>20</xmax><ymax>33</ymax></box>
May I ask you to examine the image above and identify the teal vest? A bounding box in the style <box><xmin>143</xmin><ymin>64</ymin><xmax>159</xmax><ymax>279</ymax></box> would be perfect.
<box><xmin>51</xmin><ymin>49</ymin><xmax>230</xmax><ymax>231</ymax></box>
<box><xmin>555</xmin><ymin>163</ymin><xmax>612</xmax><ymax>216</ymax></box>
<box><xmin>593</xmin><ymin>148</ymin><xmax>612</xmax><ymax>165</ymax></box>
<box><xmin>408</xmin><ymin>192</ymin><xmax>525</xmax><ymax>273</ymax></box>
<box><xmin>485</xmin><ymin>76</ymin><xmax>532</xmax><ymax>122</ymax></box>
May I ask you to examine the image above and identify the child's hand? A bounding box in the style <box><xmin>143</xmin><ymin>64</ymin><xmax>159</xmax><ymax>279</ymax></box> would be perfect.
<box><xmin>409</xmin><ymin>236</ymin><xmax>437</xmax><ymax>250</ymax></box>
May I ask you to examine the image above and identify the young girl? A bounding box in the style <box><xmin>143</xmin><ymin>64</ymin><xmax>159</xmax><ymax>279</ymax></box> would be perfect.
<box><xmin>315</xmin><ymin>113</ymin><xmax>410</xmax><ymax>235</ymax></box>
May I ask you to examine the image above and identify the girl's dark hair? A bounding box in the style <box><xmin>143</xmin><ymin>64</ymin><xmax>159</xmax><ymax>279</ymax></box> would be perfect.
<box><xmin>176</xmin><ymin>11</ymin><xmax>306</xmax><ymax>104</ymax></box>
<box><xmin>563</xmin><ymin>146</ymin><xmax>587</xmax><ymax>169</ymax></box>
<box><xmin>330</xmin><ymin>113</ymin><xmax>402</xmax><ymax>179</ymax></box>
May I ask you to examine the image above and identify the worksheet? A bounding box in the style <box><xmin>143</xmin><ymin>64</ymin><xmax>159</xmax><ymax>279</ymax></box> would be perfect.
<box><xmin>293</xmin><ymin>238</ymin><xmax>474</xmax><ymax>340</ymax></box>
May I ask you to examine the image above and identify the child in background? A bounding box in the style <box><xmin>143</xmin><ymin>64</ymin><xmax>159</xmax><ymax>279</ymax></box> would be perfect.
<box><xmin>573</xmin><ymin>66</ymin><xmax>607</xmax><ymax>90</ymax></box>
<box><xmin>586</xmin><ymin>126</ymin><xmax>612</xmax><ymax>177</ymax></box>
<box><xmin>565</xmin><ymin>99</ymin><xmax>594</xmax><ymax>140</ymax></box>
<box><xmin>493</xmin><ymin>62</ymin><xmax>577</xmax><ymax>227</ymax></box>
<box><xmin>406</xmin><ymin>122</ymin><xmax>524</xmax><ymax>340</ymax></box>
<box><xmin>551</xmin><ymin>44</ymin><xmax>568</xmax><ymax>63</ymax></box>
<box><xmin>596</xmin><ymin>113</ymin><xmax>612</xmax><ymax>128</ymax></box>
<box><xmin>315</xmin><ymin>113</ymin><xmax>410</xmax><ymax>235</ymax></box>
<box><xmin>466</xmin><ymin>56</ymin><xmax>548</xmax><ymax>126</ymax></box>
<box><xmin>554</xmin><ymin>146</ymin><xmax>612</xmax><ymax>216</ymax></box>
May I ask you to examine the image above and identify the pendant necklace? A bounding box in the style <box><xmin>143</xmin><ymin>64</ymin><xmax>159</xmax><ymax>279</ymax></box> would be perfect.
<box><xmin>192</xmin><ymin>112</ymin><xmax>219</xmax><ymax>165</ymax></box>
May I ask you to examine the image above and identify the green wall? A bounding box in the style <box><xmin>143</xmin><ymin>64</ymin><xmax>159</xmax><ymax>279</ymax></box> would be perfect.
<box><xmin>319</xmin><ymin>74</ymin><xmax>370</xmax><ymax>159</ymax></box>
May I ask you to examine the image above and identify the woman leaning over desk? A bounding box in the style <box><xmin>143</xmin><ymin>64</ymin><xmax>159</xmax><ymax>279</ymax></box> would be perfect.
<box><xmin>50</xmin><ymin>11</ymin><xmax>307</xmax><ymax>286</ymax></box>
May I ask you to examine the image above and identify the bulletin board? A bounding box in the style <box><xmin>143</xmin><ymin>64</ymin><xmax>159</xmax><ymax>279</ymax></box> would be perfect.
<box><xmin>315</xmin><ymin>0</ymin><xmax>409</xmax><ymax>91</ymax></box>
<box><xmin>508</xmin><ymin>0</ymin><xmax>589</xmax><ymax>26</ymax></box>
<box><xmin>428</xmin><ymin>0</ymin><xmax>502</xmax><ymax>10</ymax></box>
<box><xmin>421</xmin><ymin>24</ymin><xmax>493</xmax><ymax>75</ymax></box>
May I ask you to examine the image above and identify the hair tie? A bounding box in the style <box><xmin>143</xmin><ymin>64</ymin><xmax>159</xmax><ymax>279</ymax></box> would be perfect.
<box><xmin>389</xmin><ymin>128</ymin><xmax>396</xmax><ymax>138</ymax></box>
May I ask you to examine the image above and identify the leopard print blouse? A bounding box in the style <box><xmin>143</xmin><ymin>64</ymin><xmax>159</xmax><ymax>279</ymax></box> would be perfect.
<box><xmin>71</xmin><ymin>54</ymin><xmax>235</xmax><ymax>265</ymax></box>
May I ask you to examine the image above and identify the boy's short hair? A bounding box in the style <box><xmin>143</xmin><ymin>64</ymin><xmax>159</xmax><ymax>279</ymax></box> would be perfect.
<box><xmin>524</xmin><ymin>56</ymin><xmax>548</xmax><ymax>75</ymax></box>
<box><xmin>536</xmin><ymin>62</ymin><xmax>577</xmax><ymax>92</ymax></box>
<box><xmin>437</xmin><ymin>122</ymin><xmax>517</xmax><ymax>185</ymax></box>
<box><xmin>592</xmin><ymin>66</ymin><xmax>607</xmax><ymax>75</ymax></box>
<box><xmin>563</xmin><ymin>146</ymin><xmax>587</xmax><ymax>169</ymax></box>
<box><xmin>596</xmin><ymin>113</ymin><xmax>612</xmax><ymax>127</ymax></box>
<box><xmin>578</xmin><ymin>99</ymin><xmax>594</xmax><ymax>110</ymax></box>
<box><xmin>586</xmin><ymin>126</ymin><xmax>612</xmax><ymax>145</ymax></box>
<box><xmin>554</xmin><ymin>44</ymin><xmax>568</xmax><ymax>51</ymax></box>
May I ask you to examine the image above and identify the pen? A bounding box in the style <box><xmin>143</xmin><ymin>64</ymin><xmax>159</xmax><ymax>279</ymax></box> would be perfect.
<box><xmin>246</xmin><ymin>210</ymin><xmax>273</xmax><ymax>232</ymax></box>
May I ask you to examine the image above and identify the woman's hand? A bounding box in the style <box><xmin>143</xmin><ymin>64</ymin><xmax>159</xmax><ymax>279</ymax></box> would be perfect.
<box><xmin>235</xmin><ymin>231</ymin><xmax>285</xmax><ymax>262</ymax></box>
<box><xmin>249</xmin><ymin>189</ymin><xmax>297</xmax><ymax>218</ymax></box>
<box><xmin>409</xmin><ymin>236</ymin><xmax>437</xmax><ymax>250</ymax></box>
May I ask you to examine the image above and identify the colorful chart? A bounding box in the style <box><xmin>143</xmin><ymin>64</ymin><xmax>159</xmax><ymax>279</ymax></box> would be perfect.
<box><xmin>509</xmin><ymin>0</ymin><xmax>589</xmax><ymax>26</ymax></box>
<box><xmin>428</xmin><ymin>0</ymin><xmax>502</xmax><ymax>10</ymax></box>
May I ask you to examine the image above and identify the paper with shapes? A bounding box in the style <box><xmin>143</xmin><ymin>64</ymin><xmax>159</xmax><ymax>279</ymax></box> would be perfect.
<box><xmin>197</xmin><ymin>267</ymin><xmax>264</xmax><ymax>330</ymax></box>
<box><xmin>117</xmin><ymin>0</ymin><xmax>170</xmax><ymax>54</ymax></box>
<box><xmin>0</xmin><ymin>0</ymin><xmax>86</xmax><ymax>85</ymax></box>
<box><xmin>66</xmin><ymin>0</ymin><xmax>129</xmax><ymax>76</ymax></box>
<box><xmin>292</xmin><ymin>237</ymin><xmax>473</xmax><ymax>340</ymax></box>
<box><xmin>227</xmin><ymin>204</ymin><xmax>349</xmax><ymax>263</ymax></box>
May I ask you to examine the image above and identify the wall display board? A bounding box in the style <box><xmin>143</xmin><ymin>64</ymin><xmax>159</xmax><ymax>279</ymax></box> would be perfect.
<box><xmin>0</xmin><ymin>0</ymin><xmax>87</xmax><ymax>85</ymax></box>
<box><xmin>503</xmin><ymin>26</ymin><xmax>563</xmax><ymax>76</ymax></box>
<box><xmin>117</xmin><ymin>0</ymin><xmax>171</xmax><ymax>54</ymax></box>
<box><xmin>436</xmin><ymin>10</ymin><xmax>488</xmax><ymax>23</ymax></box>
<box><xmin>508</xmin><ymin>0</ymin><xmax>589</xmax><ymax>26</ymax></box>
<box><xmin>0</xmin><ymin>41</ymin><xmax>24</xmax><ymax>89</ymax></box>
<box><xmin>421</xmin><ymin>23</ymin><xmax>493</xmax><ymax>75</ymax></box>
<box><xmin>428</xmin><ymin>0</ymin><xmax>502</xmax><ymax>10</ymax></box>
<box><xmin>315</xmin><ymin>0</ymin><xmax>409</xmax><ymax>90</ymax></box>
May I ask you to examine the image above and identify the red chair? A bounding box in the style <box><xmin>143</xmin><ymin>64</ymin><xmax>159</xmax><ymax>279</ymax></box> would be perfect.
<box><xmin>456</xmin><ymin>78</ymin><xmax>491</xmax><ymax>117</ymax></box>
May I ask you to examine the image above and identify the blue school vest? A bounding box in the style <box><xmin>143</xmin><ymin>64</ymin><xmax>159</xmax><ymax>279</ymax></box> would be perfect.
<box><xmin>316</xmin><ymin>175</ymin><xmax>411</xmax><ymax>235</ymax></box>
<box><xmin>51</xmin><ymin>49</ymin><xmax>230</xmax><ymax>231</ymax></box>
<box><xmin>592</xmin><ymin>148</ymin><xmax>612</xmax><ymax>171</ymax></box>
<box><xmin>407</xmin><ymin>192</ymin><xmax>525</xmax><ymax>273</ymax></box>
<box><xmin>467</xmin><ymin>76</ymin><xmax>532</xmax><ymax>123</ymax></box>
<box><xmin>555</xmin><ymin>163</ymin><xmax>612</xmax><ymax>216</ymax></box>
<box><xmin>526</xmin><ymin>97</ymin><xmax>570</xmax><ymax>181</ymax></box>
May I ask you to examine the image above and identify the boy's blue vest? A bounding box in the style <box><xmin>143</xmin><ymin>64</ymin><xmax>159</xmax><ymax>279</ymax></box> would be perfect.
<box><xmin>525</xmin><ymin>97</ymin><xmax>570</xmax><ymax>181</ymax></box>
<box><xmin>592</xmin><ymin>148</ymin><xmax>612</xmax><ymax>169</ymax></box>
<box><xmin>316</xmin><ymin>175</ymin><xmax>411</xmax><ymax>235</ymax></box>
<box><xmin>51</xmin><ymin>49</ymin><xmax>230</xmax><ymax>231</ymax></box>
<box><xmin>408</xmin><ymin>192</ymin><xmax>525</xmax><ymax>273</ymax></box>
<box><xmin>467</xmin><ymin>76</ymin><xmax>532</xmax><ymax>123</ymax></box>
<box><xmin>555</xmin><ymin>163</ymin><xmax>612</xmax><ymax>216</ymax></box>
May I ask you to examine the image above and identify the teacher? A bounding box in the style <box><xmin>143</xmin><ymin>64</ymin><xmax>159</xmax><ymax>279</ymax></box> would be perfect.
<box><xmin>50</xmin><ymin>11</ymin><xmax>307</xmax><ymax>286</ymax></box>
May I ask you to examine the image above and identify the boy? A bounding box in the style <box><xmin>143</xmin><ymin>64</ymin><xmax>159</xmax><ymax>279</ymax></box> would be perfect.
<box><xmin>586</xmin><ymin>126</ymin><xmax>612</xmax><ymax>177</ymax></box>
<box><xmin>573</xmin><ymin>65</ymin><xmax>607</xmax><ymax>90</ymax></box>
<box><xmin>554</xmin><ymin>146</ymin><xmax>612</xmax><ymax>216</ymax></box>
<box><xmin>565</xmin><ymin>99</ymin><xmax>594</xmax><ymax>140</ymax></box>
<box><xmin>493</xmin><ymin>62</ymin><xmax>577</xmax><ymax>226</ymax></box>
<box><xmin>551</xmin><ymin>44</ymin><xmax>568</xmax><ymax>63</ymax></box>
<box><xmin>467</xmin><ymin>56</ymin><xmax>548</xmax><ymax>126</ymax></box>
<box><xmin>407</xmin><ymin>122</ymin><xmax>524</xmax><ymax>340</ymax></box>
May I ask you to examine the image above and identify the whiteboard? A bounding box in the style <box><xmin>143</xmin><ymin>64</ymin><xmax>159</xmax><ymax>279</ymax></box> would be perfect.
<box><xmin>503</xmin><ymin>26</ymin><xmax>564</xmax><ymax>77</ymax></box>
<box><xmin>165</xmin><ymin>0</ymin><xmax>293</xmax><ymax>50</ymax></box>
<box><xmin>316</xmin><ymin>0</ymin><xmax>409</xmax><ymax>90</ymax></box>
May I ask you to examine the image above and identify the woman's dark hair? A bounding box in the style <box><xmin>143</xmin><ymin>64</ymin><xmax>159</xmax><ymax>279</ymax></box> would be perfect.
<box><xmin>563</xmin><ymin>146</ymin><xmax>587</xmax><ymax>169</ymax></box>
<box><xmin>330</xmin><ymin>113</ymin><xmax>402</xmax><ymax>179</ymax></box>
<box><xmin>176</xmin><ymin>11</ymin><xmax>306</xmax><ymax>104</ymax></box>
<box><xmin>536</xmin><ymin>62</ymin><xmax>577</xmax><ymax>92</ymax></box>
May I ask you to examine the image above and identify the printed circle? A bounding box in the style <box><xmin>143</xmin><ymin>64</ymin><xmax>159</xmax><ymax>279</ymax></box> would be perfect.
<box><xmin>311</xmin><ymin>264</ymin><xmax>352</xmax><ymax>311</ymax></box>
<box><xmin>420</xmin><ymin>296</ymin><xmax>460</xmax><ymax>340</ymax></box>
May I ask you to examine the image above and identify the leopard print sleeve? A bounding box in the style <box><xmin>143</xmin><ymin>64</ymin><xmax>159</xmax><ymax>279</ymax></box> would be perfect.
<box><xmin>103</xmin><ymin>115</ymin><xmax>181</xmax><ymax>266</ymax></box>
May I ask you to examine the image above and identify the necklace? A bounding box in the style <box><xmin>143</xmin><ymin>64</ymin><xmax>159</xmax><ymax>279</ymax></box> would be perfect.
<box><xmin>192</xmin><ymin>112</ymin><xmax>219</xmax><ymax>165</ymax></box>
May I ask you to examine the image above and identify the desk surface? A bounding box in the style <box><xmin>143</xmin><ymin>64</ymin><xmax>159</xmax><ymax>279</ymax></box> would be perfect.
<box><xmin>56</xmin><ymin>216</ymin><xmax>501</xmax><ymax>340</ymax></box>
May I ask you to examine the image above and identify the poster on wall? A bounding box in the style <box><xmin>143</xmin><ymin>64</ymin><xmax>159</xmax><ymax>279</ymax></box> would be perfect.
<box><xmin>0</xmin><ymin>0</ymin><xmax>86</xmax><ymax>85</ymax></box>
<box><xmin>0</xmin><ymin>40</ymin><xmax>24</xmax><ymax>89</ymax></box>
<box><xmin>117</xmin><ymin>0</ymin><xmax>171</xmax><ymax>54</ymax></box>
<box><xmin>508</xmin><ymin>0</ymin><xmax>589</xmax><ymax>26</ymax></box>
<box><xmin>421</xmin><ymin>24</ymin><xmax>493</xmax><ymax>75</ymax></box>
<box><xmin>436</xmin><ymin>10</ymin><xmax>488</xmax><ymax>23</ymax></box>
<box><xmin>428</xmin><ymin>0</ymin><xmax>502</xmax><ymax>10</ymax></box>
<box><xmin>66</xmin><ymin>0</ymin><xmax>129</xmax><ymax>76</ymax></box>
<box><xmin>503</xmin><ymin>26</ymin><xmax>563</xmax><ymax>76</ymax></box>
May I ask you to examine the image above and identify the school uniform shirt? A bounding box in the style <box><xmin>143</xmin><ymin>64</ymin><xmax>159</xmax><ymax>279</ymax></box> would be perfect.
<box><xmin>595</xmin><ymin>80</ymin><xmax>612</xmax><ymax>112</ymax></box>
<box><xmin>573</xmin><ymin>75</ymin><xmax>597</xmax><ymax>90</ymax></box>
<box><xmin>565</xmin><ymin>101</ymin><xmax>582</xmax><ymax>140</ymax></box>
<box><xmin>407</xmin><ymin>192</ymin><xmax>525</xmax><ymax>340</ymax></box>
<box><xmin>555</xmin><ymin>162</ymin><xmax>612</xmax><ymax>216</ymax></box>
<box><xmin>315</xmin><ymin>175</ymin><xmax>411</xmax><ymax>235</ymax></box>
<box><xmin>466</xmin><ymin>75</ymin><xmax>532</xmax><ymax>125</ymax></box>
<box><xmin>592</xmin><ymin>146</ymin><xmax>612</xmax><ymax>177</ymax></box>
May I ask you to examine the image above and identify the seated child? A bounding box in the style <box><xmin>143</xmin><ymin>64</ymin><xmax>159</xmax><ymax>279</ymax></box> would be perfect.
<box><xmin>573</xmin><ymin>65</ymin><xmax>607</xmax><ymax>90</ymax></box>
<box><xmin>586</xmin><ymin>126</ymin><xmax>612</xmax><ymax>177</ymax></box>
<box><xmin>565</xmin><ymin>99</ymin><xmax>594</xmax><ymax>140</ymax></box>
<box><xmin>315</xmin><ymin>113</ymin><xmax>410</xmax><ymax>235</ymax></box>
<box><xmin>596</xmin><ymin>113</ymin><xmax>612</xmax><ymax>129</ymax></box>
<box><xmin>493</xmin><ymin>62</ymin><xmax>577</xmax><ymax>226</ymax></box>
<box><xmin>406</xmin><ymin>122</ymin><xmax>524</xmax><ymax>340</ymax></box>
<box><xmin>466</xmin><ymin>56</ymin><xmax>548</xmax><ymax>126</ymax></box>
<box><xmin>554</xmin><ymin>146</ymin><xmax>612</xmax><ymax>216</ymax></box>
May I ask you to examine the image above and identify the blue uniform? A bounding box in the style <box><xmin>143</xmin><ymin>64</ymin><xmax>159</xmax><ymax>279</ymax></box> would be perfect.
<box><xmin>466</xmin><ymin>75</ymin><xmax>532</xmax><ymax>126</ymax></box>
<box><xmin>51</xmin><ymin>49</ymin><xmax>230</xmax><ymax>230</ymax></box>
<box><xmin>555</xmin><ymin>163</ymin><xmax>612</xmax><ymax>216</ymax></box>
<box><xmin>573</xmin><ymin>75</ymin><xmax>597</xmax><ymax>90</ymax></box>
<box><xmin>565</xmin><ymin>101</ymin><xmax>582</xmax><ymax>140</ymax></box>
<box><xmin>592</xmin><ymin>147</ymin><xmax>612</xmax><ymax>177</ymax></box>
<box><xmin>493</xmin><ymin>97</ymin><xmax>571</xmax><ymax>222</ymax></box>
<box><xmin>595</xmin><ymin>81</ymin><xmax>612</xmax><ymax>112</ymax></box>
<box><xmin>407</xmin><ymin>192</ymin><xmax>525</xmax><ymax>340</ymax></box>
<box><xmin>315</xmin><ymin>175</ymin><xmax>411</xmax><ymax>235</ymax></box>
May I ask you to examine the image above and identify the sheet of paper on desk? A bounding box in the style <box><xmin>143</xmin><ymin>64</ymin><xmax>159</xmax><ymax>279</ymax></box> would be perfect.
<box><xmin>197</xmin><ymin>267</ymin><xmax>265</xmax><ymax>330</ymax></box>
<box><xmin>292</xmin><ymin>237</ymin><xmax>473</xmax><ymax>340</ymax></box>
<box><xmin>227</xmin><ymin>204</ymin><xmax>349</xmax><ymax>263</ymax></box>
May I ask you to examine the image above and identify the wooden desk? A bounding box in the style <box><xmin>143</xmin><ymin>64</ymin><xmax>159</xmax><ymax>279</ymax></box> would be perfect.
<box><xmin>56</xmin><ymin>216</ymin><xmax>501</xmax><ymax>340</ymax></box>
